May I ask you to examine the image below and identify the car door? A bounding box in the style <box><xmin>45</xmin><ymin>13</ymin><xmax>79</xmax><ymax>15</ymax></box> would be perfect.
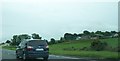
<box><xmin>17</xmin><ymin>41</ymin><xmax>25</xmax><ymax>57</ymax></box>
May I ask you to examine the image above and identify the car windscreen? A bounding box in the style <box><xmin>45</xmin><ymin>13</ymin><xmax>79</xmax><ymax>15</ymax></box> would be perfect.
<box><xmin>27</xmin><ymin>40</ymin><xmax>47</xmax><ymax>46</ymax></box>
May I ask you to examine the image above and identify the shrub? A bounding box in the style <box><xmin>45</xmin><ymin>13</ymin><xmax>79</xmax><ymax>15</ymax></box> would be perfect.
<box><xmin>49</xmin><ymin>38</ymin><xmax>56</xmax><ymax>44</ymax></box>
<box><xmin>57</xmin><ymin>40</ymin><xmax>64</xmax><ymax>43</ymax></box>
<box><xmin>90</xmin><ymin>40</ymin><xmax>108</xmax><ymax>51</ymax></box>
<box><xmin>114</xmin><ymin>46</ymin><xmax>120</xmax><ymax>52</ymax></box>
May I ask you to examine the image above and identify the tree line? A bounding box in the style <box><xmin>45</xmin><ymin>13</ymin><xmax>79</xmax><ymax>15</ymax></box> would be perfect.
<box><xmin>5</xmin><ymin>30</ymin><xmax>119</xmax><ymax>46</ymax></box>
<box><xmin>6</xmin><ymin>33</ymin><xmax>42</xmax><ymax>45</ymax></box>
<box><xmin>63</xmin><ymin>30</ymin><xmax>119</xmax><ymax>41</ymax></box>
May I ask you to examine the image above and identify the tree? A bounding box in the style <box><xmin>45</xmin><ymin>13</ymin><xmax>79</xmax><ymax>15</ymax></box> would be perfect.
<box><xmin>83</xmin><ymin>30</ymin><xmax>90</xmax><ymax>35</ymax></box>
<box><xmin>73</xmin><ymin>33</ymin><xmax>78</xmax><ymax>40</ymax></box>
<box><xmin>11</xmin><ymin>35</ymin><xmax>18</xmax><ymax>45</ymax></box>
<box><xmin>50</xmin><ymin>38</ymin><xmax>56</xmax><ymax>44</ymax></box>
<box><xmin>64</xmin><ymin>33</ymin><xmax>77</xmax><ymax>40</ymax></box>
<box><xmin>1</xmin><ymin>43</ymin><xmax>5</xmax><ymax>45</ymax></box>
<box><xmin>11</xmin><ymin>34</ymin><xmax>31</xmax><ymax>45</ymax></box>
<box><xmin>64</xmin><ymin>33</ymin><xmax>71</xmax><ymax>40</ymax></box>
<box><xmin>19</xmin><ymin>34</ymin><xmax>31</xmax><ymax>39</ymax></box>
<box><xmin>95</xmin><ymin>31</ymin><xmax>103</xmax><ymax>34</ymax></box>
<box><xmin>111</xmin><ymin>31</ymin><xmax>117</xmax><ymax>34</ymax></box>
<box><xmin>32</xmin><ymin>33</ymin><xmax>42</xmax><ymax>39</ymax></box>
<box><xmin>104</xmin><ymin>31</ymin><xmax>111</xmax><ymax>36</ymax></box>
<box><xmin>78</xmin><ymin>34</ymin><xmax>83</xmax><ymax>37</ymax></box>
<box><xmin>60</xmin><ymin>37</ymin><xmax>64</xmax><ymax>41</ymax></box>
<box><xmin>6</xmin><ymin>40</ymin><xmax>11</xmax><ymax>43</ymax></box>
<box><xmin>57</xmin><ymin>37</ymin><xmax>64</xmax><ymax>43</ymax></box>
<box><xmin>90</xmin><ymin>32</ymin><xmax>95</xmax><ymax>37</ymax></box>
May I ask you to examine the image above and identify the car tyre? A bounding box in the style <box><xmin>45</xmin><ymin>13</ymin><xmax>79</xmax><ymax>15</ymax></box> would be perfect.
<box><xmin>22</xmin><ymin>53</ymin><xmax>28</xmax><ymax>61</ymax></box>
<box><xmin>16</xmin><ymin>55</ymin><xmax>19</xmax><ymax>59</ymax></box>
<box><xmin>43</xmin><ymin>57</ymin><xmax>48</xmax><ymax>61</ymax></box>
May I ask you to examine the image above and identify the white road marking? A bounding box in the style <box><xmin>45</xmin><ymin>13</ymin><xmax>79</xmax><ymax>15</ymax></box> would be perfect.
<box><xmin>49</xmin><ymin>55</ymin><xmax>80</xmax><ymax>59</ymax></box>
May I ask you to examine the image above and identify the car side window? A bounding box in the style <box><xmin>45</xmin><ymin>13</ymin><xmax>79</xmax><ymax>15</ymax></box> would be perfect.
<box><xmin>19</xmin><ymin>41</ymin><xmax>24</xmax><ymax>48</ymax></box>
<box><xmin>18</xmin><ymin>42</ymin><xmax>22</xmax><ymax>47</ymax></box>
<box><xmin>22</xmin><ymin>41</ymin><xmax>26</xmax><ymax>48</ymax></box>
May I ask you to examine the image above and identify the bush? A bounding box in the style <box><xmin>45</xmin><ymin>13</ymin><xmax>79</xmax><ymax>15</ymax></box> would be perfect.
<box><xmin>57</xmin><ymin>41</ymin><xmax>62</xmax><ymax>43</ymax></box>
<box><xmin>114</xmin><ymin>46</ymin><xmax>120</xmax><ymax>52</ymax></box>
<box><xmin>90</xmin><ymin>40</ymin><xmax>108</xmax><ymax>51</ymax></box>
<box><xmin>49</xmin><ymin>38</ymin><xmax>56</xmax><ymax>44</ymax></box>
<box><xmin>58</xmin><ymin>40</ymin><xmax>64</xmax><ymax>43</ymax></box>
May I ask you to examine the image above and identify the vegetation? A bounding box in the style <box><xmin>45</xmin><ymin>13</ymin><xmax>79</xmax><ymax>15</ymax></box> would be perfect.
<box><xmin>49</xmin><ymin>38</ymin><xmax>56</xmax><ymax>44</ymax></box>
<box><xmin>5</xmin><ymin>30</ymin><xmax>119</xmax><ymax>46</ymax></box>
<box><xmin>90</xmin><ymin>40</ymin><xmax>108</xmax><ymax>51</ymax></box>
<box><xmin>2</xmin><ymin>45</ymin><xmax>16</xmax><ymax>50</ymax></box>
<box><xmin>6</xmin><ymin>33</ymin><xmax>42</xmax><ymax>46</ymax></box>
<box><xmin>49</xmin><ymin>38</ymin><xmax>119</xmax><ymax>59</ymax></box>
<box><xmin>10</xmin><ymin>34</ymin><xmax>31</xmax><ymax>45</ymax></box>
<box><xmin>2</xmin><ymin>38</ymin><xmax>119</xmax><ymax>59</ymax></box>
<box><xmin>5</xmin><ymin>40</ymin><xmax>11</xmax><ymax>43</ymax></box>
<box><xmin>32</xmin><ymin>33</ymin><xmax>42</xmax><ymax>39</ymax></box>
<box><xmin>2</xmin><ymin>30</ymin><xmax>119</xmax><ymax>59</ymax></box>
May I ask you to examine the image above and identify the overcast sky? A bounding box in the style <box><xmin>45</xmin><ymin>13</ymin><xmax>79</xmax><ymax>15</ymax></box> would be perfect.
<box><xmin>1</xmin><ymin>0</ymin><xmax>119</xmax><ymax>42</ymax></box>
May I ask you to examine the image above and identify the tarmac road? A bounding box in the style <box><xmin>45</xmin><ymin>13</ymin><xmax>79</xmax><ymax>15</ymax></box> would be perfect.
<box><xmin>1</xmin><ymin>49</ymin><xmax>119</xmax><ymax>61</ymax></box>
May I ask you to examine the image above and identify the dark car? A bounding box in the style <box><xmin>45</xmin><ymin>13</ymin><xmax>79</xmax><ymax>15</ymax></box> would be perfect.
<box><xmin>16</xmin><ymin>39</ymin><xmax>49</xmax><ymax>60</ymax></box>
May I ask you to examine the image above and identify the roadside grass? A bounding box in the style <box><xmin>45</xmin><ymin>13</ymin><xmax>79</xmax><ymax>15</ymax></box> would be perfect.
<box><xmin>49</xmin><ymin>50</ymin><xmax>119</xmax><ymax>59</ymax></box>
<box><xmin>50</xmin><ymin>38</ymin><xmax>118</xmax><ymax>50</ymax></box>
<box><xmin>49</xmin><ymin>38</ymin><xmax>119</xmax><ymax>59</ymax></box>
<box><xmin>2</xmin><ymin>45</ymin><xmax>16</xmax><ymax>50</ymax></box>
<box><xmin>100</xmin><ymin>38</ymin><xmax>118</xmax><ymax>48</ymax></box>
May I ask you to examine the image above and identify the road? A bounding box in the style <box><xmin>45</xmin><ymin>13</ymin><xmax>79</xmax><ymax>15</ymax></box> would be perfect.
<box><xmin>2</xmin><ymin>49</ymin><xmax>81</xmax><ymax>59</ymax></box>
<box><xmin>1</xmin><ymin>49</ymin><xmax>119</xmax><ymax>61</ymax></box>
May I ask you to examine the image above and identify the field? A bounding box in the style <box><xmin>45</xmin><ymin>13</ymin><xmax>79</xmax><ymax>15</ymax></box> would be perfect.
<box><xmin>49</xmin><ymin>38</ymin><xmax>119</xmax><ymax>59</ymax></box>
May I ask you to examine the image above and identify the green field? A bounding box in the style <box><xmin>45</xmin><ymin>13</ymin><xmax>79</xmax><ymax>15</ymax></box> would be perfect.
<box><xmin>49</xmin><ymin>38</ymin><xmax>119</xmax><ymax>59</ymax></box>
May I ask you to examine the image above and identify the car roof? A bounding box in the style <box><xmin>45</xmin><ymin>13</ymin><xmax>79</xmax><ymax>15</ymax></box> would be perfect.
<box><xmin>24</xmin><ymin>39</ymin><xmax>45</xmax><ymax>42</ymax></box>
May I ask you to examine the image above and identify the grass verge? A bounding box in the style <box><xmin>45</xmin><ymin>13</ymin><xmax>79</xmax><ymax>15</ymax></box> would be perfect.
<box><xmin>49</xmin><ymin>38</ymin><xmax>119</xmax><ymax>59</ymax></box>
<box><xmin>2</xmin><ymin>45</ymin><xmax>16</xmax><ymax>50</ymax></box>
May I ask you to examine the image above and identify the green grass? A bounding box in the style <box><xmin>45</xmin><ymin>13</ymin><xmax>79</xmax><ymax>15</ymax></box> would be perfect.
<box><xmin>50</xmin><ymin>50</ymin><xmax>119</xmax><ymax>59</ymax></box>
<box><xmin>2</xmin><ymin>45</ymin><xmax>16</xmax><ymax>50</ymax></box>
<box><xmin>100</xmin><ymin>38</ymin><xmax>118</xmax><ymax>47</ymax></box>
<box><xmin>49</xmin><ymin>38</ymin><xmax>119</xmax><ymax>59</ymax></box>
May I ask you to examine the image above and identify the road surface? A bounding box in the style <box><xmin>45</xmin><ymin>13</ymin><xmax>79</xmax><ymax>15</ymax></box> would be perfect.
<box><xmin>1</xmin><ymin>49</ymin><xmax>119</xmax><ymax>61</ymax></box>
<box><xmin>2</xmin><ymin>49</ymin><xmax>81</xmax><ymax>59</ymax></box>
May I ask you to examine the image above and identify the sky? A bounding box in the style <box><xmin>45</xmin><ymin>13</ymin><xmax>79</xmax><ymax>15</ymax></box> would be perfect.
<box><xmin>0</xmin><ymin>0</ymin><xmax>119</xmax><ymax>43</ymax></box>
